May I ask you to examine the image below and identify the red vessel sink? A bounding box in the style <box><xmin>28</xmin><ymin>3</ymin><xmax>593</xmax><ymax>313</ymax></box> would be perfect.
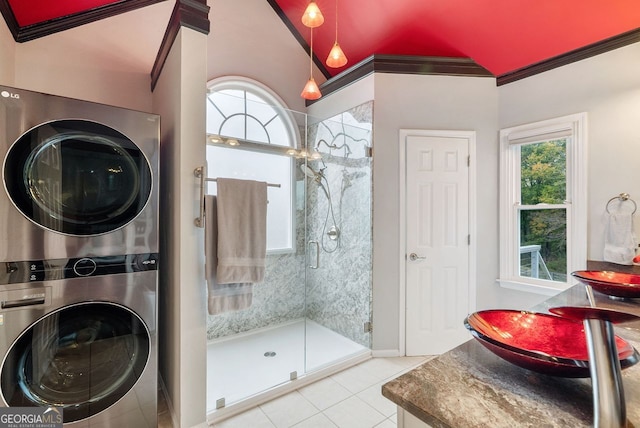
<box><xmin>572</xmin><ymin>270</ymin><xmax>640</xmax><ymax>298</ymax></box>
<box><xmin>464</xmin><ymin>309</ymin><xmax>639</xmax><ymax>377</ymax></box>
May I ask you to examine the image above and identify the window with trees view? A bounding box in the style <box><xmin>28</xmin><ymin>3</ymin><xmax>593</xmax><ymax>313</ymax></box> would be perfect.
<box><xmin>500</xmin><ymin>114</ymin><xmax>587</xmax><ymax>293</ymax></box>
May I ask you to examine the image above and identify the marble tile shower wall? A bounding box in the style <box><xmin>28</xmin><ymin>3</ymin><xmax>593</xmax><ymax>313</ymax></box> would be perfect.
<box><xmin>206</xmin><ymin>102</ymin><xmax>373</xmax><ymax>344</ymax></box>
<box><xmin>304</xmin><ymin>101</ymin><xmax>373</xmax><ymax>347</ymax></box>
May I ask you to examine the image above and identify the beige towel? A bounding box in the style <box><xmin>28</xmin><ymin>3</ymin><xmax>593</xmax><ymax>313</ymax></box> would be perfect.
<box><xmin>205</xmin><ymin>195</ymin><xmax>253</xmax><ymax>315</ymax></box>
<box><xmin>216</xmin><ymin>178</ymin><xmax>267</xmax><ymax>284</ymax></box>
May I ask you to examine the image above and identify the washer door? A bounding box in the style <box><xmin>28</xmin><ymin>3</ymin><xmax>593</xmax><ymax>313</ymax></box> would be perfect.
<box><xmin>4</xmin><ymin>119</ymin><xmax>152</xmax><ymax>236</ymax></box>
<box><xmin>0</xmin><ymin>302</ymin><xmax>150</xmax><ymax>423</ymax></box>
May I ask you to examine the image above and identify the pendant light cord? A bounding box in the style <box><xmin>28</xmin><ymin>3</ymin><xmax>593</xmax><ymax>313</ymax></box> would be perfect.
<box><xmin>310</xmin><ymin>27</ymin><xmax>314</xmax><ymax>77</ymax></box>
<box><xmin>335</xmin><ymin>0</ymin><xmax>338</xmax><ymax>42</ymax></box>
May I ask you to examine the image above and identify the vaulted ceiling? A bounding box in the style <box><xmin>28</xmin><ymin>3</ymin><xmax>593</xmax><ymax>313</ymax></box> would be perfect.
<box><xmin>271</xmin><ymin>0</ymin><xmax>640</xmax><ymax>80</ymax></box>
<box><xmin>1</xmin><ymin>0</ymin><xmax>640</xmax><ymax>81</ymax></box>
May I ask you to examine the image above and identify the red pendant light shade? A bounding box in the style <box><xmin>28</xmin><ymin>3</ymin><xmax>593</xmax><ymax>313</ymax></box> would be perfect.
<box><xmin>326</xmin><ymin>42</ymin><xmax>347</xmax><ymax>68</ymax></box>
<box><xmin>325</xmin><ymin>0</ymin><xmax>347</xmax><ymax>68</ymax></box>
<box><xmin>301</xmin><ymin>1</ymin><xmax>324</xmax><ymax>28</ymax></box>
<box><xmin>301</xmin><ymin>77</ymin><xmax>322</xmax><ymax>100</ymax></box>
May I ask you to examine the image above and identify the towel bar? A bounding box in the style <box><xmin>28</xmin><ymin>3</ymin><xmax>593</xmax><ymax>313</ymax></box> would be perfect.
<box><xmin>194</xmin><ymin>166</ymin><xmax>281</xmax><ymax>228</ymax></box>
<box><xmin>606</xmin><ymin>193</ymin><xmax>637</xmax><ymax>214</ymax></box>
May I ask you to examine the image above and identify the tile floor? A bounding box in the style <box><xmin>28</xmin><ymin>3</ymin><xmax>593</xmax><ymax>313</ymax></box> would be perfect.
<box><xmin>209</xmin><ymin>356</ymin><xmax>432</xmax><ymax>428</ymax></box>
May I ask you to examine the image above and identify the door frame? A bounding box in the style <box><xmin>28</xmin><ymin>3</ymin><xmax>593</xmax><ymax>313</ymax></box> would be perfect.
<box><xmin>398</xmin><ymin>129</ymin><xmax>477</xmax><ymax>355</ymax></box>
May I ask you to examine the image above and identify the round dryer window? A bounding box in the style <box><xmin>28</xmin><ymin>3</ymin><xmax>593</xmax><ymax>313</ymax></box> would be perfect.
<box><xmin>0</xmin><ymin>302</ymin><xmax>150</xmax><ymax>423</ymax></box>
<box><xmin>3</xmin><ymin>119</ymin><xmax>153</xmax><ymax>235</ymax></box>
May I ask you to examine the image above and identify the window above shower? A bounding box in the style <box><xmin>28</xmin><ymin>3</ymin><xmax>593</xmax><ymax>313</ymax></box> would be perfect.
<box><xmin>206</xmin><ymin>77</ymin><xmax>303</xmax><ymax>254</ymax></box>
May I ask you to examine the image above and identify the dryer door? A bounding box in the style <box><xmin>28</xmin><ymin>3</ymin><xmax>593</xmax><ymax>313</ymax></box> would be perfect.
<box><xmin>0</xmin><ymin>302</ymin><xmax>150</xmax><ymax>423</ymax></box>
<box><xmin>3</xmin><ymin>119</ymin><xmax>152</xmax><ymax>236</ymax></box>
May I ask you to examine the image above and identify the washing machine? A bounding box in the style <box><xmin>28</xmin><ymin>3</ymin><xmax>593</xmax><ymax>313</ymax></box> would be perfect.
<box><xmin>0</xmin><ymin>86</ymin><xmax>159</xmax><ymax>426</ymax></box>
<box><xmin>0</xmin><ymin>254</ymin><xmax>158</xmax><ymax>427</ymax></box>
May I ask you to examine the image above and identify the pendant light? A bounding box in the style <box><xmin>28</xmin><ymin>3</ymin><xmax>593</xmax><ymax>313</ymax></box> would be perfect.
<box><xmin>301</xmin><ymin>1</ymin><xmax>324</xmax><ymax>28</ymax></box>
<box><xmin>301</xmin><ymin>27</ymin><xmax>322</xmax><ymax>100</ymax></box>
<box><xmin>325</xmin><ymin>0</ymin><xmax>347</xmax><ymax>68</ymax></box>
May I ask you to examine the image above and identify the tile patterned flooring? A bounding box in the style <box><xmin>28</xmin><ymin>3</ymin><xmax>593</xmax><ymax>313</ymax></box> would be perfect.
<box><xmin>159</xmin><ymin>356</ymin><xmax>430</xmax><ymax>427</ymax></box>
<box><xmin>213</xmin><ymin>357</ymin><xmax>429</xmax><ymax>428</ymax></box>
<box><xmin>212</xmin><ymin>356</ymin><xmax>430</xmax><ymax>428</ymax></box>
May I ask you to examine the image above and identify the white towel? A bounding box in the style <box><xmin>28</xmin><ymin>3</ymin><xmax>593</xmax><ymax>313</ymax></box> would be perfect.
<box><xmin>603</xmin><ymin>211</ymin><xmax>637</xmax><ymax>265</ymax></box>
<box><xmin>216</xmin><ymin>178</ymin><xmax>268</xmax><ymax>284</ymax></box>
<box><xmin>205</xmin><ymin>195</ymin><xmax>253</xmax><ymax>315</ymax></box>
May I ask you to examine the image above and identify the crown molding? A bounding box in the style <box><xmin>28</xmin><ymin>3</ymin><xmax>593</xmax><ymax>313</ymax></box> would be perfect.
<box><xmin>497</xmin><ymin>28</ymin><xmax>640</xmax><ymax>85</ymax></box>
<box><xmin>150</xmin><ymin>0</ymin><xmax>210</xmax><ymax>91</ymax></box>
<box><xmin>307</xmin><ymin>55</ymin><xmax>494</xmax><ymax>104</ymax></box>
<box><xmin>0</xmin><ymin>0</ymin><xmax>164</xmax><ymax>42</ymax></box>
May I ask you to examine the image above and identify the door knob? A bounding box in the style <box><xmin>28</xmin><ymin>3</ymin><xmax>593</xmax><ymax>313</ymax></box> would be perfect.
<box><xmin>408</xmin><ymin>253</ymin><xmax>426</xmax><ymax>262</ymax></box>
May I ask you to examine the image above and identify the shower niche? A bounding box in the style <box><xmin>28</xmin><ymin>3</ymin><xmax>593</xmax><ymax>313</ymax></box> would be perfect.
<box><xmin>204</xmin><ymin>90</ymin><xmax>373</xmax><ymax>419</ymax></box>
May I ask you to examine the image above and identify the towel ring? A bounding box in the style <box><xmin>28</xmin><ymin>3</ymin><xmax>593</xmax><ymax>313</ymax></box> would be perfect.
<box><xmin>606</xmin><ymin>193</ymin><xmax>637</xmax><ymax>214</ymax></box>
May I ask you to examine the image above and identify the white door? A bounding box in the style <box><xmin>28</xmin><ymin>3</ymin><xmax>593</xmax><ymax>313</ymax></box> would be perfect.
<box><xmin>402</xmin><ymin>131</ymin><xmax>474</xmax><ymax>356</ymax></box>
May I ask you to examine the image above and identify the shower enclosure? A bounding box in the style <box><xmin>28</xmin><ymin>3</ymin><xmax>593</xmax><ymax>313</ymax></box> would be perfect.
<box><xmin>203</xmin><ymin>89</ymin><xmax>373</xmax><ymax>420</ymax></box>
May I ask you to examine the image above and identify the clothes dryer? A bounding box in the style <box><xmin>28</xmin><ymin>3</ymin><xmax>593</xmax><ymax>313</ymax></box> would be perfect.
<box><xmin>0</xmin><ymin>253</ymin><xmax>158</xmax><ymax>427</ymax></box>
<box><xmin>0</xmin><ymin>86</ymin><xmax>159</xmax><ymax>261</ymax></box>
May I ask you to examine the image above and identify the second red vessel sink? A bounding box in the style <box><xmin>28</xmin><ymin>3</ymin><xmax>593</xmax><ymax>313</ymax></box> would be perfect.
<box><xmin>464</xmin><ymin>309</ymin><xmax>639</xmax><ymax>377</ymax></box>
<box><xmin>572</xmin><ymin>270</ymin><xmax>640</xmax><ymax>298</ymax></box>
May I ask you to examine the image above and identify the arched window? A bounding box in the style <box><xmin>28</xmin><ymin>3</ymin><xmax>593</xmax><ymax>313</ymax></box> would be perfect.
<box><xmin>206</xmin><ymin>77</ymin><xmax>299</xmax><ymax>253</ymax></box>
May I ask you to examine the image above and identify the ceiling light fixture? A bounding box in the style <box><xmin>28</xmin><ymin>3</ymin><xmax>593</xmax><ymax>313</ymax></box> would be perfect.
<box><xmin>325</xmin><ymin>0</ymin><xmax>347</xmax><ymax>68</ymax></box>
<box><xmin>301</xmin><ymin>27</ymin><xmax>322</xmax><ymax>100</ymax></box>
<box><xmin>301</xmin><ymin>1</ymin><xmax>324</xmax><ymax>28</ymax></box>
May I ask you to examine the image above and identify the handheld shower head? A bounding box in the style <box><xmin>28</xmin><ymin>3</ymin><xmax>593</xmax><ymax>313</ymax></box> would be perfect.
<box><xmin>301</xmin><ymin>164</ymin><xmax>320</xmax><ymax>180</ymax></box>
<box><xmin>301</xmin><ymin>164</ymin><xmax>330</xmax><ymax>200</ymax></box>
<box><xmin>300</xmin><ymin>164</ymin><xmax>326</xmax><ymax>183</ymax></box>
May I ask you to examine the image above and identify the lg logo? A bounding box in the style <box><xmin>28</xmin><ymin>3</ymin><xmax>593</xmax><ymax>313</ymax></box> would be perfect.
<box><xmin>0</xmin><ymin>90</ymin><xmax>19</xmax><ymax>99</ymax></box>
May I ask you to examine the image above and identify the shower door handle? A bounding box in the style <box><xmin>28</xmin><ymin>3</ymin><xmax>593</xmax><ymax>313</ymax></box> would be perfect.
<box><xmin>308</xmin><ymin>241</ymin><xmax>320</xmax><ymax>269</ymax></box>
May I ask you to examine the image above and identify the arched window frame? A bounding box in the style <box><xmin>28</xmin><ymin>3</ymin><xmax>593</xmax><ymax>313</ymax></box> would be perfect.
<box><xmin>205</xmin><ymin>77</ymin><xmax>299</xmax><ymax>254</ymax></box>
<box><xmin>207</xmin><ymin>76</ymin><xmax>300</xmax><ymax>147</ymax></box>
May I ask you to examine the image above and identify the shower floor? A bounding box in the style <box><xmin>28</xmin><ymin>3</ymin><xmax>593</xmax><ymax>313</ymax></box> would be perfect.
<box><xmin>206</xmin><ymin>318</ymin><xmax>368</xmax><ymax>412</ymax></box>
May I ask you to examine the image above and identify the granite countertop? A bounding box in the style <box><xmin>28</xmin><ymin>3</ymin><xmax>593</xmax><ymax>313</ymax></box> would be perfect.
<box><xmin>382</xmin><ymin>266</ymin><xmax>640</xmax><ymax>428</ymax></box>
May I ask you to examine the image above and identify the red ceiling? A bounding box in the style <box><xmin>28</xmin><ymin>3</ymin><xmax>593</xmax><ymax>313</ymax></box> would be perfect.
<box><xmin>274</xmin><ymin>0</ymin><xmax>640</xmax><ymax>77</ymax></box>
<box><xmin>2</xmin><ymin>0</ymin><xmax>639</xmax><ymax>79</ymax></box>
<box><xmin>7</xmin><ymin>0</ymin><xmax>122</xmax><ymax>26</ymax></box>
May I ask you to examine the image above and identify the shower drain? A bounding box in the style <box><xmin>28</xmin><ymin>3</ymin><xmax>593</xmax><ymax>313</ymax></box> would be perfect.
<box><xmin>264</xmin><ymin>351</ymin><xmax>276</xmax><ymax>357</ymax></box>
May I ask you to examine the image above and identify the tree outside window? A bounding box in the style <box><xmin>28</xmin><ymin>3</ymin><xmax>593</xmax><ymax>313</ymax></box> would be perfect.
<box><xmin>519</xmin><ymin>139</ymin><xmax>568</xmax><ymax>282</ymax></box>
<box><xmin>499</xmin><ymin>113</ymin><xmax>587</xmax><ymax>293</ymax></box>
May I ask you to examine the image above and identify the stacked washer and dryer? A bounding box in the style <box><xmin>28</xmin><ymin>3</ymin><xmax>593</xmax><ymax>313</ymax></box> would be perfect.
<box><xmin>0</xmin><ymin>86</ymin><xmax>159</xmax><ymax>427</ymax></box>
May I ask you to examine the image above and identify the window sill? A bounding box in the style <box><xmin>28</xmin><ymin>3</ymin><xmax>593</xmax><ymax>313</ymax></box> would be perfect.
<box><xmin>498</xmin><ymin>278</ymin><xmax>569</xmax><ymax>297</ymax></box>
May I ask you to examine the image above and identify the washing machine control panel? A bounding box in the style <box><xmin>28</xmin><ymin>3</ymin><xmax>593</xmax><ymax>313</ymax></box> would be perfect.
<box><xmin>0</xmin><ymin>253</ymin><xmax>158</xmax><ymax>285</ymax></box>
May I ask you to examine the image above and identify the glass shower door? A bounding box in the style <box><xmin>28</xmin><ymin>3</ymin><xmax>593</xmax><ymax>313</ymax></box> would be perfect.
<box><xmin>303</xmin><ymin>105</ymin><xmax>374</xmax><ymax>373</ymax></box>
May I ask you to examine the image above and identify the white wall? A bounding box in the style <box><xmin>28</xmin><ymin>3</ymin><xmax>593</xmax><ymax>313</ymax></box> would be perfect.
<box><xmin>9</xmin><ymin>2</ymin><xmax>172</xmax><ymax>111</ymax></box>
<box><xmin>370</xmin><ymin>73</ymin><xmax>504</xmax><ymax>352</ymax></box>
<box><xmin>207</xmin><ymin>0</ymin><xmax>322</xmax><ymax>113</ymax></box>
<box><xmin>307</xmin><ymin>76</ymin><xmax>374</xmax><ymax>121</ymax></box>
<box><xmin>0</xmin><ymin>19</ymin><xmax>15</xmax><ymax>85</ymax></box>
<box><xmin>152</xmin><ymin>28</ymin><xmax>208</xmax><ymax>428</ymax></box>
<box><xmin>499</xmin><ymin>42</ymin><xmax>640</xmax><ymax>266</ymax></box>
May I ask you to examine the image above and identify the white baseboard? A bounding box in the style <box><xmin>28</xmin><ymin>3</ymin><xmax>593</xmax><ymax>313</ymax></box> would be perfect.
<box><xmin>371</xmin><ymin>349</ymin><xmax>403</xmax><ymax>358</ymax></box>
<box><xmin>158</xmin><ymin>373</ymin><xmax>179</xmax><ymax>428</ymax></box>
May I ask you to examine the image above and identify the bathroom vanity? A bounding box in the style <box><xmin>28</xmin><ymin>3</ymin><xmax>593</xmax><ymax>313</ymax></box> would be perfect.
<box><xmin>382</xmin><ymin>263</ymin><xmax>640</xmax><ymax>428</ymax></box>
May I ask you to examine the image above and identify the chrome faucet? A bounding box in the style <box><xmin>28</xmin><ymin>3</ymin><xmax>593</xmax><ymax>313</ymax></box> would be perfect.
<box><xmin>550</xmin><ymin>294</ymin><xmax>637</xmax><ymax>428</ymax></box>
<box><xmin>584</xmin><ymin>317</ymin><xmax>626</xmax><ymax>428</ymax></box>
